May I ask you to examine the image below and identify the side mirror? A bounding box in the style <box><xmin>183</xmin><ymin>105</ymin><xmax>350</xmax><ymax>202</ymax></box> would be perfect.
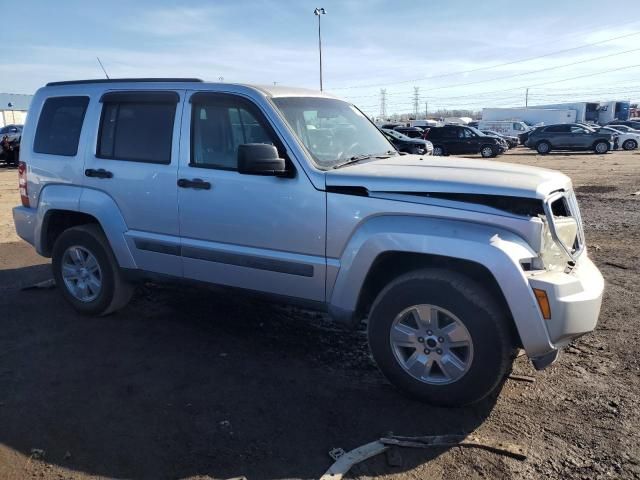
<box><xmin>237</xmin><ymin>144</ymin><xmax>286</xmax><ymax>176</ymax></box>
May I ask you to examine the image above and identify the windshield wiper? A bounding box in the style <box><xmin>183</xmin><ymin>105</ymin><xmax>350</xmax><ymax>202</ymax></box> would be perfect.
<box><xmin>332</xmin><ymin>151</ymin><xmax>397</xmax><ymax>169</ymax></box>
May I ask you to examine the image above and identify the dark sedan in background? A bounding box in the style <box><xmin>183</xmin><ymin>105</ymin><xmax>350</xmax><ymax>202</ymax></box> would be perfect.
<box><xmin>382</xmin><ymin>128</ymin><xmax>433</xmax><ymax>155</ymax></box>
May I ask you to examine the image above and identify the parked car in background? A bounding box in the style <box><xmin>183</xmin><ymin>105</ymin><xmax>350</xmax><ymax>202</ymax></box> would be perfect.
<box><xmin>481</xmin><ymin>130</ymin><xmax>519</xmax><ymax>148</ymax></box>
<box><xmin>525</xmin><ymin>123</ymin><xmax>615</xmax><ymax>154</ymax></box>
<box><xmin>393</xmin><ymin>126</ymin><xmax>424</xmax><ymax>138</ymax></box>
<box><xmin>606</xmin><ymin>120</ymin><xmax>640</xmax><ymax>130</ymax></box>
<box><xmin>424</xmin><ymin>125</ymin><xmax>505</xmax><ymax>157</ymax></box>
<box><xmin>0</xmin><ymin>124</ymin><xmax>23</xmax><ymax>142</ymax></box>
<box><xmin>382</xmin><ymin>128</ymin><xmax>433</xmax><ymax>155</ymax></box>
<box><xmin>596</xmin><ymin>126</ymin><xmax>639</xmax><ymax>150</ymax></box>
<box><xmin>607</xmin><ymin>124</ymin><xmax>640</xmax><ymax>133</ymax></box>
<box><xmin>0</xmin><ymin>125</ymin><xmax>22</xmax><ymax>166</ymax></box>
<box><xmin>380</xmin><ymin>123</ymin><xmax>402</xmax><ymax>130</ymax></box>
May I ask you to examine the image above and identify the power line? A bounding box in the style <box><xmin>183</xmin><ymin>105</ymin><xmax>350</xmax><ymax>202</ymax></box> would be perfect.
<box><xmin>329</xmin><ymin>30</ymin><xmax>640</xmax><ymax>91</ymax></box>
<box><xmin>379</xmin><ymin>89</ymin><xmax>387</xmax><ymax>118</ymax></box>
<box><xmin>338</xmin><ymin>46</ymin><xmax>640</xmax><ymax>100</ymax></box>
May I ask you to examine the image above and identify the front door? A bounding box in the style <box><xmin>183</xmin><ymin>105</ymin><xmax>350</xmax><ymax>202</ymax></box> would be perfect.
<box><xmin>177</xmin><ymin>91</ymin><xmax>326</xmax><ymax>302</ymax></box>
<box><xmin>82</xmin><ymin>90</ymin><xmax>184</xmax><ymax>276</ymax></box>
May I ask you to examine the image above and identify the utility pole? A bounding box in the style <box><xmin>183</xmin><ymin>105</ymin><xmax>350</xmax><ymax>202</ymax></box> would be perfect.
<box><xmin>412</xmin><ymin>86</ymin><xmax>420</xmax><ymax>118</ymax></box>
<box><xmin>380</xmin><ymin>89</ymin><xmax>387</xmax><ymax>119</ymax></box>
<box><xmin>425</xmin><ymin>101</ymin><xmax>428</xmax><ymax>119</ymax></box>
<box><xmin>314</xmin><ymin>8</ymin><xmax>326</xmax><ymax>91</ymax></box>
<box><xmin>525</xmin><ymin>88</ymin><xmax>529</xmax><ymax>107</ymax></box>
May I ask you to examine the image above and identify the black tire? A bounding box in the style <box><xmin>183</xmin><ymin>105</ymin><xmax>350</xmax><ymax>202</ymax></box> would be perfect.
<box><xmin>52</xmin><ymin>224</ymin><xmax>133</xmax><ymax>316</ymax></box>
<box><xmin>622</xmin><ymin>139</ymin><xmax>637</xmax><ymax>150</ymax></box>
<box><xmin>368</xmin><ymin>269</ymin><xmax>516</xmax><ymax>406</ymax></box>
<box><xmin>432</xmin><ymin>145</ymin><xmax>445</xmax><ymax>156</ymax></box>
<box><xmin>593</xmin><ymin>140</ymin><xmax>609</xmax><ymax>154</ymax></box>
<box><xmin>536</xmin><ymin>141</ymin><xmax>551</xmax><ymax>155</ymax></box>
<box><xmin>480</xmin><ymin>145</ymin><xmax>496</xmax><ymax>158</ymax></box>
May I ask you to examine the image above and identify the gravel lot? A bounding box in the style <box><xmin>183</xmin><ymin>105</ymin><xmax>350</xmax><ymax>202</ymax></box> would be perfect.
<box><xmin>0</xmin><ymin>148</ymin><xmax>639</xmax><ymax>480</ymax></box>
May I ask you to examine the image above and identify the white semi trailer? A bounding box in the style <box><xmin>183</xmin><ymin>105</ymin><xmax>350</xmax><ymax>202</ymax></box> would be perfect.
<box><xmin>482</xmin><ymin>107</ymin><xmax>577</xmax><ymax>125</ymax></box>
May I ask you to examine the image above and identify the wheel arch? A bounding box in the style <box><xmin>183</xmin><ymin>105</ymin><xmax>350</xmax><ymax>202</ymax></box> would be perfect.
<box><xmin>35</xmin><ymin>184</ymin><xmax>136</xmax><ymax>268</ymax></box>
<box><xmin>327</xmin><ymin>215</ymin><xmax>554</xmax><ymax>357</ymax></box>
<box><xmin>354</xmin><ymin>251</ymin><xmax>521</xmax><ymax>347</ymax></box>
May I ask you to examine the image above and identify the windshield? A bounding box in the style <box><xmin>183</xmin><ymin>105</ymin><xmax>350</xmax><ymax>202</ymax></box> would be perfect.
<box><xmin>272</xmin><ymin>97</ymin><xmax>396</xmax><ymax>168</ymax></box>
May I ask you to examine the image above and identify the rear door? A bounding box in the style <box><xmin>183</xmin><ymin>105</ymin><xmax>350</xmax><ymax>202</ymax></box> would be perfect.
<box><xmin>82</xmin><ymin>90</ymin><xmax>184</xmax><ymax>276</ymax></box>
<box><xmin>544</xmin><ymin>124</ymin><xmax>571</xmax><ymax>147</ymax></box>
<box><xmin>441</xmin><ymin>127</ymin><xmax>461</xmax><ymax>153</ymax></box>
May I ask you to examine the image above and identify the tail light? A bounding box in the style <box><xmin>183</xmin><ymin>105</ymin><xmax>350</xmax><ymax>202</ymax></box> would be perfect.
<box><xmin>18</xmin><ymin>161</ymin><xmax>29</xmax><ymax>207</ymax></box>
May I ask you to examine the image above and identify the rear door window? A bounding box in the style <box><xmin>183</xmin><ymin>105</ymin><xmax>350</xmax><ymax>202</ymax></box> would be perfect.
<box><xmin>34</xmin><ymin>96</ymin><xmax>89</xmax><ymax>156</ymax></box>
<box><xmin>97</xmin><ymin>92</ymin><xmax>178</xmax><ymax>164</ymax></box>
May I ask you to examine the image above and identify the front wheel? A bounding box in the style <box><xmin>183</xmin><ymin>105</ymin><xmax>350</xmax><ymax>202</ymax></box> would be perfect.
<box><xmin>368</xmin><ymin>269</ymin><xmax>516</xmax><ymax>406</ymax></box>
<box><xmin>536</xmin><ymin>141</ymin><xmax>551</xmax><ymax>154</ymax></box>
<box><xmin>52</xmin><ymin>224</ymin><xmax>133</xmax><ymax>316</ymax></box>
<box><xmin>622</xmin><ymin>139</ymin><xmax>638</xmax><ymax>150</ymax></box>
<box><xmin>480</xmin><ymin>145</ymin><xmax>496</xmax><ymax>158</ymax></box>
<box><xmin>594</xmin><ymin>141</ymin><xmax>609</xmax><ymax>154</ymax></box>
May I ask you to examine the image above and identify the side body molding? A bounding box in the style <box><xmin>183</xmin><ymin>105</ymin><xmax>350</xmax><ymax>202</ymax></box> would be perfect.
<box><xmin>327</xmin><ymin>215</ymin><xmax>555</xmax><ymax>357</ymax></box>
<box><xmin>36</xmin><ymin>184</ymin><xmax>136</xmax><ymax>269</ymax></box>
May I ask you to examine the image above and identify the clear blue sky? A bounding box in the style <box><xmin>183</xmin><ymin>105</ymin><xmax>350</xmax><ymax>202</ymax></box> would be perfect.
<box><xmin>2</xmin><ymin>0</ymin><xmax>640</xmax><ymax>115</ymax></box>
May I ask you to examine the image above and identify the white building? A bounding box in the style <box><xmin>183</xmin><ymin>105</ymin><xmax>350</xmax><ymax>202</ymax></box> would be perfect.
<box><xmin>0</xmin><ymin>93</ymin><xmax>33</xmax><ymax>127</ymax></box>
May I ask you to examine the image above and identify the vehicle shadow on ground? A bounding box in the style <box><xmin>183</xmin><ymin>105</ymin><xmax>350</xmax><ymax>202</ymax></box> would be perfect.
<box><xmin>0</xmin><ymin>268</ymin><xmax>501</xmax><ymax>480</ymax></box>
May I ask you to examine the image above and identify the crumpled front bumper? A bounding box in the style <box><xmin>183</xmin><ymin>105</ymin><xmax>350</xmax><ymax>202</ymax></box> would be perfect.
<box><xmin>526</xmin><ymin>256</ymin><xmax>604</xmax><ymax>369</ymax></box>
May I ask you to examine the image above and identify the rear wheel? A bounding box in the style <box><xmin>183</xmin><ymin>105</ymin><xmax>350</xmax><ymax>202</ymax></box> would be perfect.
<box><xmin>368</xmin><ymin>269</ymin><xmax>516</xmax><ymax>406</ymax></box>
<box><xmin>622</xmin><ymin>139</ymin><xmax>637</xmax><ymax>150</ymax></box>
<box><xmin>52</xmin><ymin>224</ymin><xmax>133</xmax><ymax>316</ymax></box>
<box><xmin>594</xmin><ymin>141</ymin><xmax>609</xmax><ymax>154</ymax></box>
<box><xmin>480</xmin><ymin>145</ymin><xmax>496</xmax><ymax>158</ymax></box>
<box><xmin>433</xmin><ymin>145</ymin><xmax>445</xmax><ymax>156</ymax></box>
<box><xmin>536</xmin><ymin>141</ymin><xmax>551</xmax><ymax>154</ymax></box>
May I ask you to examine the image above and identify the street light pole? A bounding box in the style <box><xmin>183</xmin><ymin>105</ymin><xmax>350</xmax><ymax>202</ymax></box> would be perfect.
<box><xmin>314</xmin><ymin>7</ymin><xmax>326</xmax><ymax>91</ymax></box>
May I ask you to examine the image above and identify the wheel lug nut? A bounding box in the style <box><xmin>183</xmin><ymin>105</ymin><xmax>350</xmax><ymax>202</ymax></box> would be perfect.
<box><xmin>427</xmin><ymin>330</ymin><xmax>433</xmax><ymax>335</ymax></box>
<box><xmin>436</xmin><ymin>349</ymin><xmax>443</xmax><ymax>355</ymax></box>
<box><xmin>438</xmin><ymin>337</ymin><xmax>444</xmax><ymax>343</ymax></box>
<box><xmin>424</xmin><ymin>349</ymin><xmax>430</xmax><ymax>354</ymax></box>
<box><xmin>418</xmin><ymin>337</ymin><xmax>424</xmax><ymax>343</ymax></box>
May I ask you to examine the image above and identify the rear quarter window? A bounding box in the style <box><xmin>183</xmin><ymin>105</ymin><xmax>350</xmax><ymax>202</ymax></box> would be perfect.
<box><xmin>33</xmin><ymin>96</ymin><xmax>89</xmax><ymax>156</ymax></box>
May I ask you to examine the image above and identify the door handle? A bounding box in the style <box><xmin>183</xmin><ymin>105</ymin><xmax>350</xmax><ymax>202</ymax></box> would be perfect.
<box><xmin>85</xmin><ymin>168</ymin><xmax>113</xmax><ymax>179</ymax></box>
<box><xmin>177</xmin><ymin>178</ymin><xmax>211</xmax><ymax>190</ymax></box>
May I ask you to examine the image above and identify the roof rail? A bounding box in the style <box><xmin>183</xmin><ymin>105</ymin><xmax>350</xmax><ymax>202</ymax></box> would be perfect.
<box><xmin>46</xmin><ymin>78</ymin><xmax>204</xmax><ymax>87</ymax></box>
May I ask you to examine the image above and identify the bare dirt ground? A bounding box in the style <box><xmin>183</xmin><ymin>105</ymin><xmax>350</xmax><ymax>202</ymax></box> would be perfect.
<box><xmin>0</xmin><ymin>148</ymin><xmax>639</xmax><ymax>480</ymax></box>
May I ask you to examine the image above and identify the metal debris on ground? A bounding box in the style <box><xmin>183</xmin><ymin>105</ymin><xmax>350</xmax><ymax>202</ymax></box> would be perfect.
<box><xmin>380</xmin><ymin>434</ymin><xmax>527</xmax><ymax>461</ymax></box>
<box><xmin>320</xmin><ymin>441</ymin><xmax>389</xmax><ymax>480</ymax></box>
<box><xmin>319</xmin><ymin>434</ymin><xmax>526</xmax><ymax>479</ymax></box>
<box><xmin>508</xmin><ymin>374</ymin><xmax>536</xmax><ymax>383</ymax></box>
<box><xmin>328</xmin><ymin>447</ymin><xmax>346</xmax><ymax>461</ymax></box>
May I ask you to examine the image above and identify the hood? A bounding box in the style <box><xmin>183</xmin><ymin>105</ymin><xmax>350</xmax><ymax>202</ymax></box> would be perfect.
<box><xmin>325</xmin><ymin>155</ymin><xmax>571</xmax><ymax>200</ymax></box>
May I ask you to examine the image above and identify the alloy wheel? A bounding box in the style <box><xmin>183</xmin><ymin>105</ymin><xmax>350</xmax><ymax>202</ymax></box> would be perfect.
<box><xmin>389</xmin><ymin>304</ymin><xmax>474</xmax><ymax>385</ymax></box>
<box><xmin>61</xmin><ymin>245</ymin><xmax>103</xmax><ymax>302</ymax></box>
